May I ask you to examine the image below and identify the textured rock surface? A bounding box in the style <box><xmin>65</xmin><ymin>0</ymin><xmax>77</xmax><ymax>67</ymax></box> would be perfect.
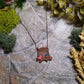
<box><xmin>0</xmin><ymin>55</ymin><xmax>9</xmax><ymax>84</ymax></box>
<box><xmin>0</xmin><ymin>1</ymin><xmax>79</xmax><ymax>84</ymax></box>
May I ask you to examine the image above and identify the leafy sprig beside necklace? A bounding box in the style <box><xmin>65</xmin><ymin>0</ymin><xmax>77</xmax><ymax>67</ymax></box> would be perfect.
<box><xmin>0</xmin><ymin>0</ymin><xmax>7</xmax><ymax>9</ymax></box>
<box><xmin>14</xmin><ymin>0</ymin><xmax>26</xmax><ymax>10</ymax></box>
<box><xmin>68</xmin><ymin>29</ymin><xmax>82</xmax><ymax>51</ymax></box>
<box><xmin>0</xmin><ymin>0</ymin><xmax>26</xmax><ymax>10</ymax></box>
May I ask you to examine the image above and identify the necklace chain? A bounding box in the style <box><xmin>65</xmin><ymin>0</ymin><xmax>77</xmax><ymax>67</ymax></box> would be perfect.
<box><xmin>20</xmin><ymin>10</ymin><xmax>48</xmax><ymax>50</ymax></box>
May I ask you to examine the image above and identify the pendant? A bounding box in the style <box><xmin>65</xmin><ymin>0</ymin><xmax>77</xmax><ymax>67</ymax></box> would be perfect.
<box><xmin>36</xmin><ymin>47</ymin><xmax>52</xmax><ymax>63</ymax></box>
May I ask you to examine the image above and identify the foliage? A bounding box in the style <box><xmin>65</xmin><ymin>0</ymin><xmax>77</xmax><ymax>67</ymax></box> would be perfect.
<box><xmin>0</xmin><ymin>32</ymin><xmax>16</xmax><ymax>54</ymax></box>
<box><xmin>14</xmin><ymin>0</ymin><xmax>26</xmax><ymax>10</ymax></box>
<box><xmin>69</xmin><ymin>30</ymin><xmax>84</xmax><ymax>84</ymax></box>
<box><xmin>0</xmin><ymin>7</ymin><xmax>19</xmax><ymax>34</ymax></box>
<box><xmin>69</xmin><ymin>29</ymin><xmax>82</xmax><ymax>51</ymax></box>
<box><xmin>0</xmin><ymin>0</ymin><xmax>7</xmax><ymax>9</ymax></box>
<box><xmin>37</xmin><ymin>0</ymin><xmax>84</xmax><ymax>27</ymax></box>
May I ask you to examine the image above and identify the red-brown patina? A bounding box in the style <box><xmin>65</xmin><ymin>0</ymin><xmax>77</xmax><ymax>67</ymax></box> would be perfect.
<box><xmin>36</xmin><ymin>47</ymin><xmax>52</xmax><ymax>63</ymax></box>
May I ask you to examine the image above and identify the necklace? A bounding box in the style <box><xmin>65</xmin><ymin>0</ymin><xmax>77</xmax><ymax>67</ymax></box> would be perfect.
<box><xmin>20</xmin><ymin>11</ymin><xmax>52</xmax><ymax>63</ymax></box>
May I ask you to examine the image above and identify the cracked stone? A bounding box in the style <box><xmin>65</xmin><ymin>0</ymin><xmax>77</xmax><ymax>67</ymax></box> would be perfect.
<box><xmin>19</xmin><ymin>1</ymin><xmax>46</xmax><ymax>44</ymax></box>
<box><xmin>11</xmin><ymin>23</ymin><xmax>34</xmax><ymax>52</ymax></box>
<box><xmin>0</xmin><ymin>55</ymin><xmax>9</xmax><ymax>84</ymax></box>
<box><xmin>0</xmin><ymin>1</ymin><xmax>80</xmax><ymax>84</ymax></box>
<box><xmin>10</xmin><ymin>46</ymin><xmax>47</xmax><ymax>83</ymax></box>
<box><xmin>32</xmin><ymin>73</ymin><xmax>78</xmax><ymax>84</ymax></box>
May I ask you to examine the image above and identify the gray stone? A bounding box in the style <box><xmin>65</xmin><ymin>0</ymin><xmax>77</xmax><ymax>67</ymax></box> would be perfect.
<box><xmin>13</xmin><ymin>1</ymin><xmax>47</xmax><ymax>52</ymax></box>
<box><xmin>0</xmin><ymin>55</ymin><xmax>9</xmax><ymax>84</ymax></box>
<box><xmin>31</xmin><ymin>73</ymin><xmax>78</xmax><ymax>84</ymax></box>
<box><xmin>41</xmin><ymin>19</ymin><xmax>76</xmax><ymax>76</ymax></box>
<box><xmin>29</xmin><ymin>1</ymin><xmax>46</xmax><ymax>24</ymax></box>
<box><xmin>0</xmin><ymin>48</ymin><xmax>4</xmax><ymax>54</ymax></box>
<box><xmin>19</xmin><ymin>1</ymin><xmax>46</xmax><ymax>43</ymax></box>
<box><xmin>31</xmin><ymin>74</ymin><xmax>59</xmax><ymax>84</ymax></box>
<box><xmin>49</xmin><ymin>19</ymin><xmax>73</xmax><ymax>40</ymax></box>
<box><xmin>11</xmin><ymin>23</ymin><xmax>34</xmax><ymax>52</ymax></box>
<box><xmin>0</xmin><ymin>1</ymin><xmax>80</xmax><ymax>84</ymax></box>
<box><xmin>10</xmin><ymin>46</ymin><xmax>47</xmax><ymax>82</ymax></box>
<box><xmin>58</xmin><ymin>78</ymin><xmax>78</xmax><ymax>84</ymax></box>
<box><xmin>11</xmin><ymin>1</ymin><xmax>78</xmax><ymax>84</ymax></box>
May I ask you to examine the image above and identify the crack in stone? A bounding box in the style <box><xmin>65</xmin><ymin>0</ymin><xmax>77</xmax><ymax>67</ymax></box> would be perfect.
<box><xmin>12</xmin><ymin>38</ymin><xmax>46</xmax><ymax>54</ymax></box>
<box><xmin>0</xmin><ymin>1</ymin><xmax>78</xmax><ymax>84</ymax></box>
<box><xmin>7</xmin><ymin>54</ymin><xmax>11</xmax><ymax>84</ymax></box>
<box><xmin>29</xmin><ymin>62</ymin><xmax>50</xmax><ymax>84</ymax></box>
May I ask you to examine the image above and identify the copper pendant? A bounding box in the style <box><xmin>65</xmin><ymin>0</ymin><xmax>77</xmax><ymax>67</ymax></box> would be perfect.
<box><xmin>36</xmin><ymin>47</ymin><xmax>52</xmax><ymax>63</ymax></box>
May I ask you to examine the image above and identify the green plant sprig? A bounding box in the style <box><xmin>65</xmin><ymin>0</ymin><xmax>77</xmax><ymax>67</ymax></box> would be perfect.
<box><xmin>0</xmin><ymin>32</ymin><xmax>16</xmax><ymax>54</ymax></box>
<box><xmin>0</xmin><ymin>0</ymin><xmax>7</xmax><ymax>9</ymax></box>
<box><xmin>14</xmin><ymin>0</ymin><xmax>26</xmax><ymax>10</ymax></box>
<box><xmin>69</xmin><ymin>29</ymin><xmax>82</xmax><ymax>51</ymax></box>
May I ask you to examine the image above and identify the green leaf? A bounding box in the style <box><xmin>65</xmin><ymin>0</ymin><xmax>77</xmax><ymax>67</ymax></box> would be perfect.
<box><xmin>37</xmin><ymin>0</ymin><xmax>44</xmax><ymax>6</ymax></box>
<box><xmin>58</xmin><ymin>0</ymin><xmax>66</xmax><ymax>9</ymax></box>
<box><xmin>54</xmin><ymin>9</ymin><xmax>59</xmax><ymax>15</ymax></box>
<box><xmin>66</xmin><ymin>7</ymin><xmax>72</xmax><ymax>15</ymax></box>
<box><xmin>83</xmin><ymin>24</ymin><xmax>84</xmax><ymax>30</ymax></box>
<box><xmin>50</xmin><ymin>13</ymin><xmax>55</xmax><ymax>17</ymax></box>
<box><xmin>58</xmin><ymin>12</ymin><xmax>65</xmax><ymax>19</ymax></box>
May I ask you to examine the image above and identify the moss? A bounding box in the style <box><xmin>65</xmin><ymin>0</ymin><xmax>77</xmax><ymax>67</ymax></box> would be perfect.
<box><xmin>0</xmin><ymin>7</ymin><xmax>19</xmax><ymax>34</ymax></box>
<box><xmin>0</xmin><ymin>32</ymin><xmax>16</xmax><ymax>54</ymax></box>
<box><xmin>69</xmin><ymin>29</ymin><xmax>82</xmax><ymax>51</ymax></box>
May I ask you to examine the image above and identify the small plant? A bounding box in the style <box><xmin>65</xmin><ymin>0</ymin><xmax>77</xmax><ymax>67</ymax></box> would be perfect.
<box><xmin>0</xmin><ymin>32</ymin><xmax>16</xmax><ymax>54</ymax></box>
<box><xmin>37</xmin><ymin>0</ymin><xmax>84</xmax><ymax>27</ymax></box>
<box><xmin>0</xmin><ymin>0</ymin><xmax>7</xmax><ymax>9</ymax></box>
<box><xmin>69</xmin><ymin>29</ymin><xmax>82</xmax><ymax>51</ymax></box>
<box><xmin>0</xmin><ymin>7</ymin><xmax>19</xmax><ymax>34</ymax></box>
<box><xmin>14</xmin><ymin>0</ymin><xmax>26</xmax><ymax>10</ymax></box>
<box><xmin>69</xmin><ymin>30</ymin><xmax>84</xmax><ymax>84</ymax></box>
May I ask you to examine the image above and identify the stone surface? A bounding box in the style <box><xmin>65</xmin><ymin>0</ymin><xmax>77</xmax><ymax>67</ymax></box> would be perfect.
<box><xmin>0</xmin><ymin>55</ymin><xmax>9</xmax><ymax>84</ymax></box>
<box><xmin>0</xmin><ymin>1</ymin><xmax>80</xmax><ymax>84</ymax></box>
<box><xmin>19</xmin><ymin>2</ymin><xmax>46</xmax><ymax>42</ymax></box>
<box><xmin>13</xmin><ymin>1</ymin><xmax>46</xmax><ymax>52</ymax></box>
<box><xmin>32</xmin><ymin>73</ymin><xmax>78</xmax><ymax>84</ymax></box>
<box><xmin>11</xmin><ymin>23</ymin><xmax>34</xmax><ymax>52</ymax></box>
<box><xmin>0</xmin><ymin>48</ymin><xmax>4</xmax><ymax>54</ymax></box>
<box><xmin>50</xmin><ymin>19</ymin><xmax>73</xmax><ymax>40</ymax></box>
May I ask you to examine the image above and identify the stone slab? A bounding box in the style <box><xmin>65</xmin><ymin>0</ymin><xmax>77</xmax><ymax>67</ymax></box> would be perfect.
<box><xmin>0</xmin><ymin>55</ymin><xmax>9</xmax><ymax>84</ymax></box>
<box><xmin>19</xmin><ymin>2</ymin><xmax>46</xmax><ymax>43</ymax></box>
<box><xmin>31</xmin><ymin>73</ymin><xmax>78</xmax><ymax>84</ymax></box>
<box><xmin>8</xmin><ymin>1</ymin><xmax>79</xmax><ymax>84</ymax></box>
<box><xmin>13</xmin><ymin>1</ymin><xmax>46</xmax><ymax>52</ymax></box>
<box><xmin>11</xmin><ymin>23</ymin><xmax>34</xmax><ymax>52</ymax></box>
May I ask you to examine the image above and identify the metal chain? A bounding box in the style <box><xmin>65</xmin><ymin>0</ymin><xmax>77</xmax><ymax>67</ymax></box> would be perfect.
<box><xmin>46</xmin><ymin>11</ymin><xmax>48</xmax><ymax>48</ymax></box>
<box><xmin>20</xmin><ymin>10</ymin><xmax>48</xmax><ymax>49</ymax></box>
<box><xmin>20</xmin><ymin>18</ymin><xmax>38</xmax><ymax>50</ymax></box>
